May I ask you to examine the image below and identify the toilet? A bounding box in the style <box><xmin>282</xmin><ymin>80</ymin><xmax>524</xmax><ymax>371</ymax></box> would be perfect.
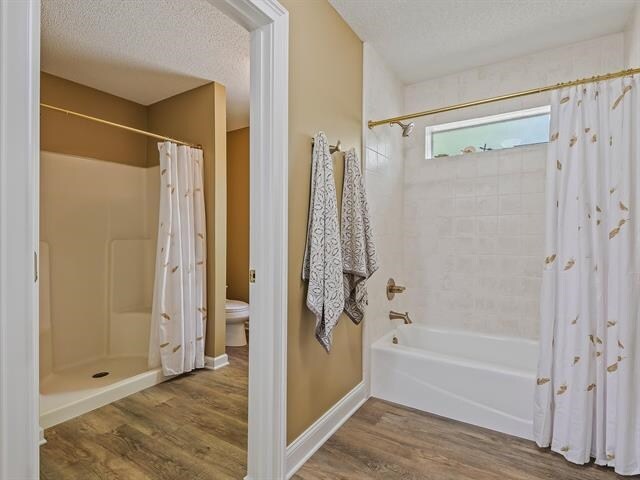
<box><xmin>225</xmin><ymin>299</ymin><xmax>250</xmax><ymax>347</ymax></box>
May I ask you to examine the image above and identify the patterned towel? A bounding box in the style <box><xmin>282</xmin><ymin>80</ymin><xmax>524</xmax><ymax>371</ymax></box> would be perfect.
<box><xmin>341</xmin><ymin>148</ymin><xmax>378</xmax><ymax>324</ymax></box>
<box><xmin>302</xmin><ymin>132</ymin><xmax>344</xmax><ymax>352</ymax></box>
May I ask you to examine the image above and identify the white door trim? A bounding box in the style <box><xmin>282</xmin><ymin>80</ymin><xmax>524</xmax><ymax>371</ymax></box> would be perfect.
<box><xmin>0</xmin><ymin>0</ymin><xmax>41</xmax><ymax>478</ymax></box>
<box><xmin>209</xmin><ymin>2</ymin><xmax>289</xmax><ymax>478</ymax></box>
<box><xmin>0</xmin><ymin>0</ymin><xmax>288</xmax><ymax>478</ymax></box>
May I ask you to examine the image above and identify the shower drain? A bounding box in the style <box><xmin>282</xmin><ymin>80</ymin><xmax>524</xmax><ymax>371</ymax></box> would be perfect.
<box><xmin>92</xmin><ymin>371</ymin><xmax>109</xmax><ymax>378</ymax></box>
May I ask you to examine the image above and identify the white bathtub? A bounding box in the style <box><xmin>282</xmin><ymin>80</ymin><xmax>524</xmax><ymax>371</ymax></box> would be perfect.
<box><xmin>371</xmin><ymin>325</ymin><xmax>538</xmax><ymax>440</ymax></box>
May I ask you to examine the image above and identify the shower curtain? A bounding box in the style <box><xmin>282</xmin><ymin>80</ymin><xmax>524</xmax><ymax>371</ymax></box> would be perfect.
<box><xmin>535</xmin><ymin>76</ymin><xmax>640</xmax><ymax>475</ymax></box>
<box><xmin>149</xmin><ymin>141</ymin><xmax>207</xmax><ymax>376</ymax></box>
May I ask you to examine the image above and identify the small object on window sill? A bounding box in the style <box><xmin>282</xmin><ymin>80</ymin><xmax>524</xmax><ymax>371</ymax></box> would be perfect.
<box><xmin>462</xmin><ymin>146</ymin><xmax>477</xmax><ymax>154</ymax></box>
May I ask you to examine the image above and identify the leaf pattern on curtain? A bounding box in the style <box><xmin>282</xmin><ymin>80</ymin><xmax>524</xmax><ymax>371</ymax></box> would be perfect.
<box><xmin>534</xmin><ymin>76</ymin><xmax>640</xmax><ymax>475</ymax></box>
<box><xmin>149</xmin><ymin>142</ymin><xmax>207</xmax><ymax>376</ymax></box>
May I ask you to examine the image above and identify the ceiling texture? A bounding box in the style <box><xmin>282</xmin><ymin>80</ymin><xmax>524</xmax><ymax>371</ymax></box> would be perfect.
<box><xmin>41</xmin><ymin>0</ymin><xmax>250</xmax><ymax>131</ymax></box>
<box><xmin>329</xmin><ymin>0</ymin><xmax>637</xmax><ymax>85</ymax></box>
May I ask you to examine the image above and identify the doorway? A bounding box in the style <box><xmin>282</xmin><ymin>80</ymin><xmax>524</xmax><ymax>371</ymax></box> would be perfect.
<box><xmin>0</xmin><ymin>0</ymin><xmax>288</xmax><ymax>478</ymax></box>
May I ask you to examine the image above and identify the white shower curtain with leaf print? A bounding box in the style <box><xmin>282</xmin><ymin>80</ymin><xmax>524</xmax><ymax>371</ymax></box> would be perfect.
<box><xmin>149</xmin><ymin>142</ymin><xmax>207</xmax><ymax>376</ymax></box>
<box><xmin>535</xmin><ymin>76</ymin><xmax>640</xmax><ymax>475</ymax></box>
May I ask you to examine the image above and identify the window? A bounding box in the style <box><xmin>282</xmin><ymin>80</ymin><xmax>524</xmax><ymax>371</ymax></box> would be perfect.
<box><xmin>425</xmin><ymin>105</ymin><xmax>550</xmax><ymax>159</ymax></box>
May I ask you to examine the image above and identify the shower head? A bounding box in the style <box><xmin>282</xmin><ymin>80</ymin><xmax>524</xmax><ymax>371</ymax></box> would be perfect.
<box><xmin>391</xmin><ymin>121</ymin><xmax>415</xmax><ymax>137</ymax></box>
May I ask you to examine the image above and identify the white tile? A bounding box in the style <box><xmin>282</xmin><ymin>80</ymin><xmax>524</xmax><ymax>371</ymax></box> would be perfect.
<box><xmin>521</xmin><ymin>214</ymin><xmax>545</xmax><ymax>234</ymax></box>
<box><xmin>476</xmin><ymin>195</ymin><xmax>498</xmax><ymax>215</ymax></box>
<box><xmin>365</xmin><ymin>128</ymin><xmax>379</xmax><ymax>154</ymax></box>
<box><xmin>476</xmin><ymin>237</ymin><xmax>497</xmax><ymax>254</ymax></box>
<box><xmin>521</xmin><ymin>152</ymin><xmax>546</xmax><ymax>173</ymax></box>
<box><xmin>522</xmin><ymin>256</ymin><xmax>543</xmax><ymax>277</ymax></box>
<box><xmin>475</xmin><ymin>176</ymin><xmax>498</xmax><ymax>195</ymax></box>
<box><xmin>477</xmin><ymin>216</ymin><xmax>498</xmax><ymax>235</ymax></box>
<box><xmin>498</xmin><ymin>215</ymin><xmax>521</xmax><ymax>235</ymax></box>
<box><xmin>454</xmin><ymin>178</ymin><xmax>475</xmax><ymax>197</ymax></box>
<box><xmin>499</xmin><ymin>194</ymin><xmax>523</xmax><ymax>215</ymax></box>
<box><xmin>522</xmin><ymin>235</ymin><xmax>544</xmax><ymax>257</ymax></box>
<box><xmin>453</xmin><ymin>217</ymin><xmax>476</xmax><ymax>237</ymax></box>
<box><xmin>454</xmin><ymin>197</ymin><xmax>476</xmax><ymax>216</ymax></box>
<box><xmin>522</xmin><ymin>193</ymin><xmax>545</xmax><ymax>213</ymax></box>
<box><xmin>455</xmin><ymin>158</ymin><xmax>478</xmax><ymax>178</ymax></box>
<box><xmin>521</xmin><ymin>172</ymin><xmax>545</xmax><ymax>193</ymax></box>
<box><xmin>397</xmin><ymin>32</ymin><xmax>622</xmax><ymax>341</ymax></box>
<box><xmin>498</xmin><ymin>173</ymin><xmax>522</xmax><ymax>195</ymax></box>
<box><xmin>477</xmin><ymin>255</ymin><xmax>500</xmax><ymax>275</ymax></box>
<box><xmin>496</xmin><ymin>236</ymin><xmax>522</xmax><ymax>256</ymax></box>
<box><xmin>452</xmin><ymin>237</ymin><xmax>476</xmax><ymax>255</ymax></box>
<box><xmin>476</xmin><ymin>157</ymin><xmax>498</xmax><ymax>177</ymax></box>
<box><xmin>365</xmin><ymin>147</ymin><xmax>378</xmax><ymax>172</ymax></box>
<box><xmin>498</xmin><ymin>154</ymin><xmax>522</xmax><ymax>175</ymax></box>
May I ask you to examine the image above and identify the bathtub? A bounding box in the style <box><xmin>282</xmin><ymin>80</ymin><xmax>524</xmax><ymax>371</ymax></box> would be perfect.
<box><xmin>371</xmin><ymin>324</ymin><xmax>538</xmax><ymax>440</ymax></box>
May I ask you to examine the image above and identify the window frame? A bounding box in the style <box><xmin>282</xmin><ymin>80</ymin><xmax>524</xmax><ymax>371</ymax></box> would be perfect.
<box><xmin>425</xmin><ymin>105</ymin><xmax>551</xmax><ymax>159</ymax></box>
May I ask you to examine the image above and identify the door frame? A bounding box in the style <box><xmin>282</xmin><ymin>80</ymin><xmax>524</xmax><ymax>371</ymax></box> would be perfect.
<box><xmin>210</xmin><ymin>1</ymin><xmax>289</xmax><ymax>478</ymax></box>
<box><xmin>0</xmin><ymin>1</ymin><xmax>41</xmax><ymax>478</ymax></box>
<box><xmin>0</xmin><ymin>0</ymin><xmax>289</xmax><ymax>478</ymax></box>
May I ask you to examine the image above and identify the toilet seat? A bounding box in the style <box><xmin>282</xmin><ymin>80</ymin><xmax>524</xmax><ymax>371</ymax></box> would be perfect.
<box><xmin>225</xmin><ymin>300</ymin><xmax>249</xmax><ymax>321</ymax></box>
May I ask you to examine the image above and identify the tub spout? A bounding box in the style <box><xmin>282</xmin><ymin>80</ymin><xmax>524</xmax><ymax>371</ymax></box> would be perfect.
<box><xmin>389</xmin><ymin>310</ymin><xmax>412</xmax><ymax>324</ymax></box>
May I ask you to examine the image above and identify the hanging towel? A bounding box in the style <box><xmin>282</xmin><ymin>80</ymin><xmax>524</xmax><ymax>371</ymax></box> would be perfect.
<box><xmin>302</xmin><ymin>132</ymin><xmax>344</xmax><ymax>352</ymax></box>
<box><xmin>341</xmin><ymin>148</ymin><xmax>378</xmax><ymax>324</ymax></box>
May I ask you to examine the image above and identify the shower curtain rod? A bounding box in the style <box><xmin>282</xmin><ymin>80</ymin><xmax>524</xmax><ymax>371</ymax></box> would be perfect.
<box><xmin>40</xmin><ymin>103</ymin><xmax>203</xmax><ymax>150</ymax></box>
<box><xmin>368</xmin><ymin>66</ymin><xmax>640</xmax><ymax>129</ymax></box>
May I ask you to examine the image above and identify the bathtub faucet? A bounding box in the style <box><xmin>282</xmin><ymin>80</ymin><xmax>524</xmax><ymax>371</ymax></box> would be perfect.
<box><xmin>389</xmin><ymin>310</ymin><xmax>412</xmax><ymax>324</ymax></box>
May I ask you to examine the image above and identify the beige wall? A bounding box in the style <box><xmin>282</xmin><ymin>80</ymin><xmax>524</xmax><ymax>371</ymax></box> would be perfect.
<box><xmin>147</xmin><ymin>83</ymin><xmax>228</xmax><ymax>358</ymax></box>
<box><xmin>41</xmin><ymin>72</ymin><xmax>148</xmax><ymax>167</ymax></box>
<box><xmin>226</xmin><ymin>127</ymin><xmax>250</xmax><ymax>303</ymax></box>
<box><xmin>282</xmin><ymin>0</ymin><xmax>363</xmax><ymax>443</ymax></box>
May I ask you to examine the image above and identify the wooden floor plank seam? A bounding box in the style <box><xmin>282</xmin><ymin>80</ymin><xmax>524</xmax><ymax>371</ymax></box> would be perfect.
<box><xmin>42</xmin><ymin>345</ymin><xmax>625</xmax><ymax>479</ymax></box>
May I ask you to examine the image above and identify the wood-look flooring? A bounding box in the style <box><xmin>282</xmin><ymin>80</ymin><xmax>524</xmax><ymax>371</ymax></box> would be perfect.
<box><xmin>43</xmin><ymin>350</ymin><xmax>627</xmax><ymax>480</ymax></box>
<box><xmin>296</xmin><ymin>398</ymin><xmax>627</xmax><ymax>480</ymax></box>
<box><xmin>40</xmin><ymin>346</ymin><xmax>248</xmax><ymax>480</ymax></box>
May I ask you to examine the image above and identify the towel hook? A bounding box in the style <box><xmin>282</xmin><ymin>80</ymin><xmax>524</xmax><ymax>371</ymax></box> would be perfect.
<box><xmin>311</xmin><ymin>137</ymin><xmax>342</xmax><ymax>154</ymax></box>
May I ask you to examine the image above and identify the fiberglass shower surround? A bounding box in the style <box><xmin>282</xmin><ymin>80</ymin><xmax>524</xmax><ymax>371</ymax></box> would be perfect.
<box><xmin>39</xmin><ymin>104</ymin><xmax>209</xmax><ymax>428</ymax></box>
<box><xmin>39</xmin><ymin>151</ymin><xmax>159</xmax><ymax>428</ymax></box>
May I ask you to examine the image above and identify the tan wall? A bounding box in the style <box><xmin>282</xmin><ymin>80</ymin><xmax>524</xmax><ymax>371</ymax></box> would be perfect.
<box><xmin>282</xmin><ymin>0</ymin><xmax>364</xmax><ymax>443</ymax></box>
<box><xmin>147</xmin><ymin>83</ymin><xmax>227</xmax><ymax>358</ymax></box>
<box><xmin>226</xmin><ymin>127</ymin><xmax>250</xmax><ymax>303</ymax></box>
<box><xmin>41</xmin><ymin>72</ymin><xmax>148</xmax><ymax>167</ymax></box>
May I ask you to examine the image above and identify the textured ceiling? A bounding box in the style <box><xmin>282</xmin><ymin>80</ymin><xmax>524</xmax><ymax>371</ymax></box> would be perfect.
<box><xmin>329</xmin><ymin>0</ymin><xmax>637</xmax><ymax>85</ymax></box>
<box><xmin>41</xmin><ymin>0</ymin><xmax>250</xmax><ymax>131</ymax></box>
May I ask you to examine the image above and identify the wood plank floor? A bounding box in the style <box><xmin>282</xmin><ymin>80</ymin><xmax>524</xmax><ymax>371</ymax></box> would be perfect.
<box><xmin>43</xmin><ymin>352</ymin><xmax>630</xmax><ymax>480</ymax></box>
<box><xmin>295</xmin><ymin>398</ymin><xmax>629</xmax><ymax>480</ymax></box>
<box><xmin>40</xmin><ymin>346</ymin><xmax>248</xmax><ymax>480</ymax></box>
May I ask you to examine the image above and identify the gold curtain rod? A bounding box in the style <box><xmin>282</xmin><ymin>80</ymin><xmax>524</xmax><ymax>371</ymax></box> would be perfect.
<box><xmin>368</xmin><ymin>67</ymin><xmax>640</xmax><ymax>129</ymax></box>
<box><xmin>40</xmin><ymin>103</ymin><xmax>203</xmax><ymax>150</ymax></box>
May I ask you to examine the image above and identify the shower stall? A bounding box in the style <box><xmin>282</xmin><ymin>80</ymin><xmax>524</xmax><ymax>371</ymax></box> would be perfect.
<box><xmin>39</xmin><ymin>151</ymin><xmax>162</xmax><ymax>428</ymax></box>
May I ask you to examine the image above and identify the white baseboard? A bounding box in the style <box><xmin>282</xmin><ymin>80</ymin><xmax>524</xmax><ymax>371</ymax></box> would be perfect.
<box><xmin>204</xmin><ymin>353</ymin><xmax>229</xmax><ymax>370</ymax></box>
<box><xmin>285</xmin><ymin>381</ymin><xmax>367</xmax><ymax>479</ymax></box>
<box><xmin>39</xmin><ymin>427</ymin><xmax>46</xmax><ymax>446</ymax></box>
